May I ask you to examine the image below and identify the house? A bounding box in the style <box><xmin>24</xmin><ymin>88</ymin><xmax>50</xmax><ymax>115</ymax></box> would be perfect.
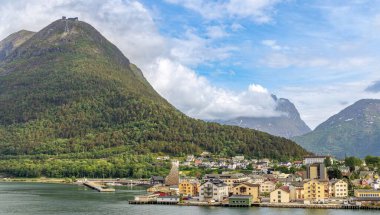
<box><xmin>329</xmin><ymin>179</ymin><xmax>348</xmax><ymax>198</ymax></box>
<box><xmin>179</xmin><ymin>180</ymin><xmax>200</xmax><ymax>197</ymax></box>
<box><xmin>250</xmin><ymin>175</ymin><xmax>265</xmax><ymax>184</ymax></box>
<box><xmin>203</xmin><ymin>173</ymin><xmax>249</xmax><ymax>192</ymax></box>
<box><xmin>229</xmin><ymin>195</ymin><xmax>252</xmax><ymax>207</ymax></box>
<box><xmin>232</xmin><ymin>182</ymin><xmax>260</xmax><ymax>202</ymax></box>
<box><xmin>359</xmin><ymin>171</ymin><xmax>375</xmax><ymax>179</ymax></box>
<box><xmin>157</xmin><ymin>196</ymin><xmax>180</xmax><ymax>204</ymax></box>
<box><xmin>186</xmin><ymin>155</ymin><xmax>195</xmax><ymax>162</ymax></box>
<box><xmin>233</xmin><ymin>155</ymin><xmax>245</xmax><ymax>161</ymax></box>
<box><xmin>303</xmin><ymin>179</ymin><xmax>329</xmax><ymax>202</ymax></box>
<box><xmin>200</xmin><ymin>151</ymin><xmax>210</xmax><ymax>157</ymax></box>
<box><xmin>150</xmin><ymin>176</ymin><xmax>165</xmax><ymax>185</ymax></box>
<box><xmin>260</xmin><ymin>181</ymin><xmax>276</xmax><ymax>194</ymax></box>
<box><xmin>199</xmin><ymin>179</ymin><xmax>228</xmax><ymax>202</ymax></box>
<box><xmin>270</xmin><ymin>186</ymin><xmax>291</xmax><ymax>203</ymax></box>
<box><xmin>373</xmin><ymin>181</ymin><xmax>380</xmax><ymax>190</ymax></box>
<box><xmin>289</xmin><ymin>183</ymin><xmax>304</xmax><ymax>200</ymax></box>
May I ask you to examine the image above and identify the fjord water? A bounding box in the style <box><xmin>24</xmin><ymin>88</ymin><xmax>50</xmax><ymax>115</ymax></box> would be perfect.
<box><xmin>0</xmin><ymin>183</ymin><xmax>377</xmax><ymax>215</ymax></box>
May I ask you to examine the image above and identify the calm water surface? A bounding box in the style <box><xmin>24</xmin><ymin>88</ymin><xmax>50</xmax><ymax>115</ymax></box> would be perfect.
<box><xmin>0</xmin><ymin>182</ymin><xmax>378</xmax><ymax>215</ymax></box>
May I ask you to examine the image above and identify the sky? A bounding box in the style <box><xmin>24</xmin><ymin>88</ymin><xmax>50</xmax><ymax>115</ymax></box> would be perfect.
<box><xmin>1</xmin><ymin>0</ymin><xmax>380</xmax><ymax>128</ymax></box>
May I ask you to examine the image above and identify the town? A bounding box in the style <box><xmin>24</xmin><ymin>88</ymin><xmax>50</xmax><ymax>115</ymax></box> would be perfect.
<box><xmin>130</xmin><ymin>154</ymin><xmax>380</xmax><ymax>209</ymax></box>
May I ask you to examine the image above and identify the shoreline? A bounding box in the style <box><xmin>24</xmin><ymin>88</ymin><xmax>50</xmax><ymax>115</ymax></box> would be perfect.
<box><xmin>129</xmin><ymin>201</ymin><xmax>380</xmax><ymax>210</ymax></box>
<box><xmin>0</xmin><ymin>177</ymin><xmax>74</xmax><ymax>184</ymax></box>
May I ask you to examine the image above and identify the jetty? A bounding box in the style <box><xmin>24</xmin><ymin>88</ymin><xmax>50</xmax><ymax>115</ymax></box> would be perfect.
<box><xmin>83</xmin><ymin>181</ymin><xmax>115</xmax><ymax>192</ymax></box>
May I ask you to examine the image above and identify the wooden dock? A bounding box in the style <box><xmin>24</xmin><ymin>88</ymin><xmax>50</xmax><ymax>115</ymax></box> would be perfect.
<box><xmin>83</xmin><ymin>182</ymin><xmax>115</xmax><ymax>192</ymax></box>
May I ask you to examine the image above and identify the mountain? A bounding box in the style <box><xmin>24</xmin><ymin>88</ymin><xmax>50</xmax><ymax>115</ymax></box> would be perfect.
<box><xmin>0</xmin><ymin>18</ymin><xmax>309</xmax><ymax>177</ymax></box>
<box><xmin>0</xmin><ymin>30</ymin><xmax>35</xmax><ymax>61</ymax></box>
<box><xmin>294</xmin><ymin>99</ymin><xmax>380</xmax><ymax>158</ymax></box>
<box><xmin>218</xmin><ymin>96</ymin><xmax>311</xmax><ymax>138</ymax></box>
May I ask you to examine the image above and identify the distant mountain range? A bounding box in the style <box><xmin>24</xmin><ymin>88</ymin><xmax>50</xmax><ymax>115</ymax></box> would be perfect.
<box><xmin>217</xmin><ymin>96</ymin><xmax>311</xmax><ymax>138</ymax></box>
<box><xmin>294</xmin><ymin>99</ymin><xmax>380</xmax><ymax>158</ymax></box>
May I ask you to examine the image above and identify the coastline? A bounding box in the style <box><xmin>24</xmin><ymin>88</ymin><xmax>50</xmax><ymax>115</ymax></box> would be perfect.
<box><xmin>0</xmin><ymin>177</ymin><xmax>74</xmax><ymax>184</ymax></box>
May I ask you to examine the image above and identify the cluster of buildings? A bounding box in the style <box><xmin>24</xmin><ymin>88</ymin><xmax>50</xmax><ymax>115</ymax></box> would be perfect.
<box><xmin>134</xmin><ymin>155</ymin><xmax>380</xmax><ymax>207</ymax></box>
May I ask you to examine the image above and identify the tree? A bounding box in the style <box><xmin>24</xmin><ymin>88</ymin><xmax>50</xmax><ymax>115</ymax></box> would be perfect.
<box><xmin>345</xmin><ymin>156</ymin><xmax>362</xmax><ymax>171</ymax></box>
<box><xmin>327</xmin><ymin>167</ymin><xmax>342</xmax><ymax>180</ymax></box>
<box><xmin>324</xmin><ymin>158</ymin><xmax>332</xmax><ymax>167</ymax></box>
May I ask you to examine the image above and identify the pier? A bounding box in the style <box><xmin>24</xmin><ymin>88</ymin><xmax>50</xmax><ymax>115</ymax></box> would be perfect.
<box><xmin>83</xmin><ymin>181</ymin><xmax>115</xmax><ymax>192</ymax></box>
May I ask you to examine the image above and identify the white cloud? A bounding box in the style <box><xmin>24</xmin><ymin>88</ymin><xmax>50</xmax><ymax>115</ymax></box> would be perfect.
<box><xmin>261</xmin><ymin>39</ymin><xmax>282</xmax><ymax>50</ymax></box>
<box><xmin>261</xmin><ymin>52</ymin><xmax>373</xmax><ymax>70</ymax></box>
<box><xmin>280</xmin><ymin>81</ymin><xmax>380</xmax><ymax>129</ymax></box>
<box><xmin>148</xmin><ymin>58</ymin><xmax>280</xmax><ymax>120</ymax></box>
<box><xmin>0</xmin><ymin>0</ymin><xmax>281</xmax><ymax>121</ymax></box>
<box><xmin>165</xmin><ymin>0</ymin><xmax>282</xmax><ymax>23</ymax></box>
<box><xmin>206</xmin><ymin>25</ymin><xmax>228</xmax><ymax>39</ymax></box>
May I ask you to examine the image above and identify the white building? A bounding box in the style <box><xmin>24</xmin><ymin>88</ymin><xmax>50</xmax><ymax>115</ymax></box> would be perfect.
<box><xmin>303</xmin><ymin>156</ymin><xmax>332</xmax><ymax>165</ymax></box>
<box><xmin>199</xmin><ymin>179</ymin><xmax>229</xmax><ymax>202</ymax></box>
<box><xmin>157</xmin><ymin>196</ymin><xmax>180</xmax><ymax>204</ymax></box>
<box><xmin>330</xmin><ymin>179</ymin><xmax>348</xmax><ymax>198</ymax></box>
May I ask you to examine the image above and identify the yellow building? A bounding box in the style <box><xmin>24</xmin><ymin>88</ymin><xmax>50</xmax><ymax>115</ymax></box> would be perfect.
<box><xmin>232</xmin><ymin>182</ymin><xmax>260</xmax><ymax>202</ymax></box>
<box><xmin>270</xmin><ymin>186</ymin><xmax>291</xmax><ymax>203</ymax></box>
<box><xmin>354</xmin><ymin>189</ymin><xmax>380</xmax><ymax>198</ymax></box>
<box><xmin>307</xmin><ymin>163</ymin><xmax>327</xmax><ymax>180</ymax></box>
<box><xmin>260</xmin><ymin>181</ymin><xmax>276</xmax><ymax>193</ymax></box>
<box><xmin>303</xmin><ymin>179</ymin><xmax>329</xmax><ymax>201</ymax></box>
<box><xmin>330</xmin><ymin>179</ymin><xmax>348</xmax><ymax>198</ymax></box>
<box><xmin>179</xmin><ymin>181</ymin><xmax>199</xmax><ymax>197</ymax></box>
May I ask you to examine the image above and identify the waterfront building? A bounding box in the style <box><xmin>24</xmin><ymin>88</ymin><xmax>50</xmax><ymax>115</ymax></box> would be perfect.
<box><xmin>157</xmin><ymin>196</ymin><xmax>180</xmax><ymax>204</ymax></box>
<box><xmin>229</xmin><ymin>195</ymin><xmax>252</xmax><ymax>207</ymax></box>
<box><xmin>306</xmin><ymin>163</ymin><xmax>327</xmax><ymax>180</ymax></box>
<box><xmin>354</xmin><ymin>189</ymin><xmax>380</xmax><ymax>198</ymax></box>
<box><xmin>199</xmin><ymin>179</ymin><xmax>228</xmax><ymax>202</ymax></box>
<box><xmin>303</xmin><ymin>179</ymin><xmax>329</xmax><ymax>202</ymax></box>
<box><xmin>259</xmin><ymin>181</ymin><xmax>276</xmax><ymax>193</ymax></box>
<box><xmin>134</xmin><ymin>194</ymin><xmax>159</xmax><ymax>202</ymax></box>
<box><xmin>270</xmin><ymin>186</ymin><xmax>291</xmax><ymax>203</ymax></box>
<box><xmin>232</xmin><ymin>182</ymin><xmax>260</xmax><ymax>202</ymax></box>
<box><xmin>179</xmin><ymin>180</ymin><xmax>200</xmax><ymax>197</ymax></box>
<box><xmin>329</xmin><ymin>179</ymin><xmax>348</xmax><ymax>198</ymax></box>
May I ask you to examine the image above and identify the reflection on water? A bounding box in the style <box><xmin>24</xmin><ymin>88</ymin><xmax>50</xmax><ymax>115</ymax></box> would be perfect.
<box><xmin>0</xmin><ymin>183</ymin><xmax>377</xmax><ymax>215</ymax></box>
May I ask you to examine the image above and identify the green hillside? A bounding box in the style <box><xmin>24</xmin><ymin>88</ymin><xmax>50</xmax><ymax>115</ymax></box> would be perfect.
<box><xmin>294</xmin><ymin>99</ymin><xmax>380</xmax><ymax>158</ymax></box>
<box><xmin>0</xmin><ymin>19</ymin><xmax>309</xmax><ymax>178</ymax></box>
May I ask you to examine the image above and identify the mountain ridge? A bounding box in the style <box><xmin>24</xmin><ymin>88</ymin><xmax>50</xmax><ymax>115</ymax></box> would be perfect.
<box><xmin>294</xmin><ymin>99</ymin><xmax>380</xmax><ymax>158</ymax></box>
<box><xmin>0</xmin><ymin>18</ymin><xmax>309</xmax><ymax>166</ymax></box>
